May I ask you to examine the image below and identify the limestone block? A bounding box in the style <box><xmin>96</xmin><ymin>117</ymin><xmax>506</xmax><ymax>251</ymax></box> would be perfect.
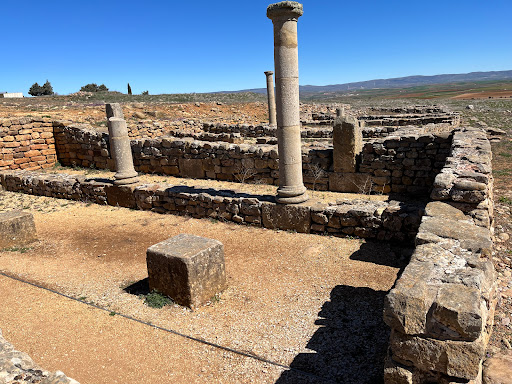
<box><xmin>332</xmin><ymin>116</ymin><xmax>363</xmax><ymax>173</ymax></box>
<box><xmin>384</xmin><ymin>357</ymin><xmax>413</xmax><ymax>384</ymax></box>
<box><xmin>390</xmin><ymin>330</ymin><xmax>485</xmax><ymax>380</ymax></box>
<box><xmin>105</xmin><ymin>184</ymin><xmax>138</xmax><ymax>209</ymax></box>
<box><xmin>429</xmin><ymin>283</ymin><xmax>485</xmax><ymax>341</ymax></box>
<box><xmin>0</xmin><ymin>210</ymin><xmax>37</xmax><ymax>248</ymax></box>
<box><xmin>383</xmin><ymin>258</ymin><xmax>438</xmax><ymax>335</ymax></box>
<box><xmin>419</xmin><ymin>216</ymin><xmax>492</xmax><ymax>254</ymax></box>
<box><xmin>178</xmin><ymin>158</ymin><xmax>205</xmax><ymax>179</ymax></box>
<box><xmin>146</xmin><ymin>234</ymin><xmax>227</xmax><ymax>309</ymax></box>
<box><xmin>261</xmin><ymin>202</ymin><xmax>311</xmax><ymax>233</ymax></box>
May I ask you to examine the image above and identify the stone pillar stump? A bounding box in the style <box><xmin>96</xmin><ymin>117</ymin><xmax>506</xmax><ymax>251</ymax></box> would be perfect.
<box><xmin>146</xmin><ymin>234</ymin><xmax>227</xmax><ymax>309</ymax></box>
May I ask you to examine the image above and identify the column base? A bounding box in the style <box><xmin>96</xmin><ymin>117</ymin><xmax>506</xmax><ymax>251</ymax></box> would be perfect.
<box><xmin>275</xmin><ymin>193</ymin><xmax>309</xmax><ymax>204</ymax></box>
<box><xmin>114</xmin><ymin>171</ymin><xmax>140</xmax><ymax>185</ymax></box>
<box><xmin>276</xmin><ymin>185</ymin><xmax>309</xmax><ymax>204</ymax></box>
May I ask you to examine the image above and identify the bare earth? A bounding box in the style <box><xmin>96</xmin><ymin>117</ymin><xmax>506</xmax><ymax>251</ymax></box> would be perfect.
<box><xmin>0</xmin><ymin>189</ymin><xmax>402</xmax><ymax>383</ymax></box>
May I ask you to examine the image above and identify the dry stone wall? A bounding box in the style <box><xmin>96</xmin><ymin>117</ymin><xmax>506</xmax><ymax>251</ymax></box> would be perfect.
<box><xmin>0</xmin><ymin>170</ymin><xmax>423</xmax><ymax>243</ymax></box>
<box><xmin>383</xmin><ymin>126</ymin><xmax>496</xmax><ymax>383</ymax></box>
<box><xmin>0</xmin><ymin>328</ymin><xmax>79</xmax><ymax>384</ymax></box>
<box><xmin>0</xmin><ymin>117</ymin><xmax>57</xmax><ymax>171</ymax></box>
<box><xmin>52</xmin><ymin>121</ymin><xmax>454</xmax><ymax>197</ymax></box>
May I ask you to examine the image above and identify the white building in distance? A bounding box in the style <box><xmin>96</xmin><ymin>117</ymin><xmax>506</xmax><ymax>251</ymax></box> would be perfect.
<box><xmin>0</xmin><ymin>92</ymin><xmax>23</xmax><ymax>98</ymax></box>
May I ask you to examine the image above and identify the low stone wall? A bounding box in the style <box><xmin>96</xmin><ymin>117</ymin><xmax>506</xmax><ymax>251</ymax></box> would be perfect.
<box><xmin>0</xmin><ymin>117</ymin><xmax>57</xmax><ymax>171</ymax></box>
<box><xmin>431</xmin><ymin>127</ymin><xmax>494</xmax><ymax>228</ymax></box>
<box><xmin>52</xmin><ymin>121</ymin><xmax>455</xmax><ymax>196</ymax></box>
<box><xmin>0</xmin><ymin>170</ymin><xmax>423</xmax><ymax>243</ymax></box>
<box><xmin>331</xmin><ymin>132</ymin><xmax>452</xmax><ymax>196</ymax></box>
<box><xmin>359</xmin><ymin>113</ymin><xmax>460</xmax><ymax>127</ymax></box>
<box><xmin>383</xmin><ymin>127</ymin><xmax>496</xmax><ymax>383</ymax></box>
<box><xmin>0</xmin><ymin>328</ymin><xmax>79</xmax><ymax>384</ymax></box>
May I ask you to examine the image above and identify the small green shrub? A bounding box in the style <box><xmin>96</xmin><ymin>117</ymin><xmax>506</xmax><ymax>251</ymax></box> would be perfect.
<box><xmin>143</xmin><ymin>290</ymin><xmax>172</xmax><ymax>308</ymax></box>
<box><xmin>2</xmin><ymin>246</ymin><xmax>32</xmax><ymax>253</ymax></box>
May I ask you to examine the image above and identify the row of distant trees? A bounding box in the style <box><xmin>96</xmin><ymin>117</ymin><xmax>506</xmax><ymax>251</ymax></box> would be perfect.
<box><xmin>28</xmin><ymin>81</ymin><xmax>149</xmax><ymax>96</ymax></box>
<box><xmin>28</xmin><ymin>80</ymin><xmax>54</xmax><ymax>96</ymax></box>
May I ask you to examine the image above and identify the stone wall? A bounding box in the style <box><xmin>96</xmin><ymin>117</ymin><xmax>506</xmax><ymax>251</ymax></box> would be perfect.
<box><xmin>383</xmin><ymin>127</ymin><xmax>496</xmax><ymax>383</ymax></box>
<box><xmin>0</xmin><ymin>117</ymin><xmax>57</xmax><ymax>171</ymax></box>
<box><xmin>0</xmin><ymin>170</ymin><xmax>423</xmax><ymax>243</ymax></box>
<box><xmin>0</xmin><ymin>328</ymin><xmax>79</xmax><ymax>383</ymax></box>
<box><xmin>52</xmin><ymin>121</ymin><xmax>454</xmax><ymax>196</ymax></box>
<box><xmin>431</xmin><ymin>127</ymin><xmax>494</xmax><ymax>228</ymax></box>
<box><xmin>330</xmin><ymin>132</ymin><xmax>453</xmax><ymax>196</ymax></box>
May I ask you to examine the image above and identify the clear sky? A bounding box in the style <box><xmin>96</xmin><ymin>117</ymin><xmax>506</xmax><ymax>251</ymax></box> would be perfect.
<box><xmin>1</xmin><ymin>0</ymin><xmax>511</xmax><ymax>95</ymax></box>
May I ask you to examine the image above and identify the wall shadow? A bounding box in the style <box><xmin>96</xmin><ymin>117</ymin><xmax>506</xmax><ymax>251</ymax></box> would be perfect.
<box><xmin>349</xmin><ymin>240</ymin><xmax>414</xmax><ymax>270</ymax></box>
<box><xmin>276</xmin><ymin>285</ymin><xmax>390</xmax><ymax>384</ymax></box>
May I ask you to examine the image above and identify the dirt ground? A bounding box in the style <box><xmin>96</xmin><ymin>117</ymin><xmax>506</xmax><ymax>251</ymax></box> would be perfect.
<box><xmin>0</xmin><ymin>189</ymin><xmax>403</xmax><ymax>384</ymax></box>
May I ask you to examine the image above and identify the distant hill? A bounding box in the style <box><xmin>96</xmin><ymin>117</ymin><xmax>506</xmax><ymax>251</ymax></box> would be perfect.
<box><xmin>230</xmin><ymin>70</ymin><xmax>512</xmax><ymax>94</ymax></box>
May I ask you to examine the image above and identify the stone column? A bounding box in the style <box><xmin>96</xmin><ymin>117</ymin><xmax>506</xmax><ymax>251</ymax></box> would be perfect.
<box><xmin>336</xmin><ymin>107</ymin><xmax>345</xmax><ymax>118</ymax></box>
<box><xmin>264</xmin><ymin>71</ymin><xmax>277</xmax><ymax>126</ymax></box>
<box><xmin>267</xmin><ymin>1</ymin><xmax>308</xmax><ymax>204</ymax></box>
<box><xmin>105</xmin><ymin>103</ymin><xmax>124</xmax><ymax>131</ymax></box>
<box><xmin>108</xmin><ymin>117</ymin><xmax>139</xmax><ymax>185</ymax></box>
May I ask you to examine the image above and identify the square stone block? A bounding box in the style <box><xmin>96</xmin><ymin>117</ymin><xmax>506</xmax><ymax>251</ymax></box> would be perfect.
<box><xmin>146</xmin><ymin>234</ymin><xmax>227</xmax><ymax>309</ymax></box>
<box><xmin>0</xmin><ymin>210</ymin><xmax>37</xmax><ymax>248</ymax></box>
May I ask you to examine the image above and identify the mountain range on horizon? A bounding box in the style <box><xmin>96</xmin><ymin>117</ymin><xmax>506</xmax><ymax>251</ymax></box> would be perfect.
<box><xmin>227</xmin><ymin>70</ymin><xmax>512</xmax><ymax>95</ymax></box>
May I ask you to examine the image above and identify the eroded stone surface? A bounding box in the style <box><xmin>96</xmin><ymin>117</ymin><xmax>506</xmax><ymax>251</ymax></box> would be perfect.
<box><xmin>0</xmin><ymin>328</ymin><xmax>79</xmax><ymax>384</ymax></box>
<box><xmin>146</xmin><ymin>234</ymin><xmax>227</xmax><ymax>309</ymax></box>
<box><xmin>0</xmin><ymin>210</ymin><xmax>37</xmax><ymax>248</ymax></box>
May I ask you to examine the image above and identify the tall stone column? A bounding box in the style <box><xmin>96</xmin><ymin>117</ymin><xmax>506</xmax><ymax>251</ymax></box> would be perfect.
<box><xmin>267</xmin><ymin>1</ymin><xmax>308</xmax><ymax>204</ymax></box>
<box><xmin>264</xmin><ymin>71</ymin><xmax>277</xmax><ymax>126</ymax></box>
<box><xmin>108</xmin><ymin>117</ymin><xmax>139</xmax><ymax>185</ymax></box>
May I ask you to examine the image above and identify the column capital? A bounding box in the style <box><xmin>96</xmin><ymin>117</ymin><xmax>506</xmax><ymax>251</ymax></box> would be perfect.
<box><xmin>264</xmin><ymin>71</ymin><xmax>274</xmax><ymax>76</ymax></box>
<box><xmin>266</xmin><ymin>1</ymin><xmax>303</xmax><ymax>21</ymax></box>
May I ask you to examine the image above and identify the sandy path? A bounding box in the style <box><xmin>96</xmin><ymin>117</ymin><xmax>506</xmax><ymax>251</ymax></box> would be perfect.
<box><xmin>0</xmin><ymin>191</ymin><xmax>403</xmax><ymax>383</ymax></box>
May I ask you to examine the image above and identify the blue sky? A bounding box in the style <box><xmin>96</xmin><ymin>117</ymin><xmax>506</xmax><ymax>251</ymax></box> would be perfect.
<box><xmin>1</xmin><ymin>0</ymin><xmax>511</xmax><ymax>95</ymax></box>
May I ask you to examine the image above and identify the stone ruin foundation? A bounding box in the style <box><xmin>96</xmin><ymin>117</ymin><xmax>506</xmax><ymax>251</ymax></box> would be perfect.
<box><xmin>0</xmin><ymin>2</ymin><xmax>498</xmax><ymax>382</ymax></box>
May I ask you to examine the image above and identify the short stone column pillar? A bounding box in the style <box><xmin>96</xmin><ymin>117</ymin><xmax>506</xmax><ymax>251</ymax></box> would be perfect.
<box><xmin>108</xmin><ymin>117</ymin><xmax>139</xmax><ymax>185</ymax></box>
<box><xmin>267</xmin><ymin>1</ymin><xmax>308</xmax><ymax>204</ymax></box>
<box><xmin>336</xmin><ymin>107</ymin><xmax>345</xmax><ymax>118</ymax></box>
<box><xmin>332</xmin><ymin>116</ymin><xmax>362</xmax><ymax>173</ymax></box>
<box><xmin>264</xmin><ymin>71</ymin><xmax>277</xmax><ymax>126</ymax></box>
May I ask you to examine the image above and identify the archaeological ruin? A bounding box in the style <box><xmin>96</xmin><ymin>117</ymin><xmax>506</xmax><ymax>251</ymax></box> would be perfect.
<box><xmin>0</xmin><ymin>2</ymin><xmax>501</xmax><ymax>383</ymax></box>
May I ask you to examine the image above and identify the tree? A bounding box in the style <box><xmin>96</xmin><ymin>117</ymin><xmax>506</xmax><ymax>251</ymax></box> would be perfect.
<box><xmin>127</xmin><ymin>83</ymin><xmax>132</xmax><ymax>95</ymax></box>
<box><xmin>80</xmin><ymin>83</ymin><xmax>109</xmax><ymax>92</ymax></box>
<box><xmin>141</xmin><ymin>90</ymin><xmax>149</xmax><ymax>95</ymax></box>
<box><xmin>28</xmin><ymin>80</ymin><xmax>54</xmax><ymax>96</ymax></box>
<box><xmin>28</xmin><ymin>82</ymin><xmax>42</xmax><ymax>96</ymax></box>
<box><xmin>41</xmin><ymin>80</ymin><xmax>54</xmax><ymax>96</ymax></box>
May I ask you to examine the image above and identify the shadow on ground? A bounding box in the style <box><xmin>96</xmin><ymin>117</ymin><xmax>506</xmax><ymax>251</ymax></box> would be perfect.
<box><xmin>124</xmin><ymin>278</ymin><xmax>150</xmax><ymax>295</ymax></box>
<box><xmin>275</xmin><ymin>242</ymin><xmax>410</xmax><ymax>384</ymax></box>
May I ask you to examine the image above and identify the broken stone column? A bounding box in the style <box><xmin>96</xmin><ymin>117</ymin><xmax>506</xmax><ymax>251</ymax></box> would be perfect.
<box><xmin>105</xmin><ymin>103</ymin><xmax>124</xmax><ymax>131</ymax></box>
<box><xmin>267</xmin><ymin>1</ymin><xmax>308</xmax><ymax>204</ymax></box>
<box><xmin>332</xmin><ymin>116</ymin><xmax>363</xmax><ymax>173</ymax></box>
<box><xmin>108</xmin><ymin>117</ymin><xmax>139</xmax><ymax>185</ymax></box>
<box><xmin>264</xmin><ymin>71</ymin><xmax>277</xmax><ymax>126</ymax></box>
<box><xmin>336</xmin><ymin>107</ymin><xmax>345</xmax><ymax>118</ymax></box>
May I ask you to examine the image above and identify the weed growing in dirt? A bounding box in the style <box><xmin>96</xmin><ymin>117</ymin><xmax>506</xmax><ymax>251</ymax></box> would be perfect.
<box><xmin>142</xmin><ymin>290</ymin><xmax>173</xmax><ymax>308</ymax></box>
<box><xmin>499</xmin><ymin>196</ymin><xmax>512</xmax><ymax>205</ymax></box>
<box><xmin>2</xmin><ymin>246</ymin><xmax>32</xmax><ymax>253</ymax></box>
